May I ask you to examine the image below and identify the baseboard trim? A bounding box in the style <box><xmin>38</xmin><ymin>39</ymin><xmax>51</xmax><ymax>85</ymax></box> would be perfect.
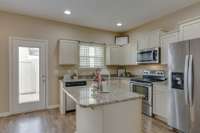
<box><xmin>47</xmin><ymin>104</ymin><xmax>59</xmax><ymax>109</ymax></box>
<box><xmin>0</xmin><ymin>112</ymin><xmax>11</xmax><ymax>118</ymax></box>
<box><xmin>0</xmin><ymin>105</ymin><xmax>59</xmax><ymax>118</ymax></box>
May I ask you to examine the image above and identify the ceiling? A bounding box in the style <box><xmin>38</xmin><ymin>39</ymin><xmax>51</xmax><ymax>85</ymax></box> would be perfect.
<box><xmin>0</xmin><ymin>0</ymin><xmax>199</xmax><ymax>32</ymax></box>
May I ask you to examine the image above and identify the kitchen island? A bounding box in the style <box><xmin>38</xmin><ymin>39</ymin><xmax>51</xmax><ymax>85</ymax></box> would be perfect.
<box><xmin>62</xmin><ymin>80</ymin><xmax>144</xmax><ymax>133</ymax></box>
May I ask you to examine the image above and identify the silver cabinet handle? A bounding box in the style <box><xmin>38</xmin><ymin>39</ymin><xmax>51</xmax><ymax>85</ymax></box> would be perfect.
<box><xmin>188</xmin><ymin>55</ymin><xmax>193</xmax><ymax>106</ymax></box>
<box><xmin>184</xmin><ymin>55</ymin><xmax>189</xmax><ymax>105</ymax></box>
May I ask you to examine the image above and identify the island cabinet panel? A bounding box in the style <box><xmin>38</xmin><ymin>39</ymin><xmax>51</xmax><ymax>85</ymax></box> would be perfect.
<box><xmin>103</xmin><ymin>99</ymin><xmax>142</xmax><ymax>133</ymax></box>
<box><xmin>76</xmin><ymin>99</ymin><xmax>142</xmax><ymax>133</ymax></box>
<box><xmin>59</xmin><ymin>40</ymin><xmax>78</xmax><ymax>65</ymax></box>
<box><xmin>76</xmin><ymin>106</ymin><xmax>103</xmax><ymax>133</ymax></box>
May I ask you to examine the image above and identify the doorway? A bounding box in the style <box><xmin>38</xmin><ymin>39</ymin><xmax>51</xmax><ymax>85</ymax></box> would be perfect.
<box><xmin>9</xmin><ymin>37</ymin><xmax>48</xmax><ymax>114</ymax></box>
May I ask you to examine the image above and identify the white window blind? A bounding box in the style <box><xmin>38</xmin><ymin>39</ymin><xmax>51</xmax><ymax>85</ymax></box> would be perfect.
<box><xmin>79</xmin><ymin>44</ymin><xmax>105</xmax><ymax>68</ymax></box>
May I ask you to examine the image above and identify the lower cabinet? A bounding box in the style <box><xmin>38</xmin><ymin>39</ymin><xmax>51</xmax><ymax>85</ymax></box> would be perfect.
<box><xmin>153</xmin><ymin>83</ymin><xmax>170</xmax><ymax>122</ymax></box>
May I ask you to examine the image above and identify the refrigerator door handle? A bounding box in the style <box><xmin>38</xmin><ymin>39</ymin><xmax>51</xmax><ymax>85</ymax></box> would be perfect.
<box><xmin>188</xmin><ymin>55</ymin><xmax>193</xmax><ymax>106</ymax></box>
<box><xmin>184</xmin><ymin>55</ymin><xmax>189</xmax><ymax>105</ymax></box>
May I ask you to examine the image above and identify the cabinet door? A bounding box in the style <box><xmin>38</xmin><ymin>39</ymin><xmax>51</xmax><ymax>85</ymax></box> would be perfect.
<box><xmin>137</xmin><ymin>33</ymin><xmax>149</xmax><ymax>50</ymax></box>
<box><xmin>106</xmin><ymin>44</ymin><xmax>137</xmax><ymax>65</ymax></box>
<box><xmin>154</xmin><ymin>84</ymin><xmax>169</xmax><ymax>120</ymax></box>
<box><xmin>106</xmin><ymin>46</ymin><xmax>111</xmax><ymax>65</ymax></box>
<box><xmin>148</xmin><ymin>30</ymin><xmax>160</xmax><ymax>48</ymax></box>
<box><xmin>120</xmin><ymin>45</ymin><xmax>132</xmax><ymax>65</ymax></box>
<box><xmin>117</xmin><ymin>45</ymin><xmax>137</xmax><ymax>65</ymax></box>
<box><xmin>156</xmin><ymin>89</ymin><xmax>168</xmax><ymax>118</ymax></box>
<box><xmin>59</xmin><ymin>40</ymin><xmax>78</xmax><ymax>65</ymax></box>
<box><xmin>160</xmin><ymin>32</ymin><xmax>178</xmax><ymax>64</ymax></box>
<box><xmin>119</xmin><ymin>46</ymin><xmax>126</xmax><ymax>65</ymax></box>
<box><xmin>137</xmin><ymin>29</ymin><xmax>164</xmax><ymax>50</ymax></box>
<box><xmin>179</xmin><ymin>18</ymin><xmax>200</xmax><ymax>41</ymax></box>
<box><xmin>106</xmin><ymin>46</ymin><xmax>123</xmax><ymax>65</ymax></box>
<box><xmin>110</xmin><ymin>46</ymin><xmax>121</xmax><ymax>65</ymax></box>
<box><xmin>126</xmin><ymin>43</ymin><xmax>137</xmax><ymax>65</ymax></box>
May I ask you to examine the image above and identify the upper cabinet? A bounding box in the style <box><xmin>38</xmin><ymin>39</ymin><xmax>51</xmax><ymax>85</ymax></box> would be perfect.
<box><xmin>179</xmin><ymin>17</ymin><xmax>200</xmax><ymax>41</ymax></box>
<box><xmin>106</xmin><ymin>43</ymin><xmax>137</xmax><ymax>65</ymax></box>
<box><xmin>137</xmin><ymin>29</ymin><xmax>166</xmax><ymax>50</ymax></box>
<box><xmin>160</xmin><ymin>31</ymin><xmax>179</xmax><ymax>65</ymax></box>
<box><xmin>59</xmin><ymin>40</ymin><xmax>78</xmax><ymax>65</ymax></box>
<box><xmin>135</xmin><ymin>32</ymin><xmax>149</xmax><ymax>50</ymax></box>
<box><xmin>106</xmin><ymin>46</ymin><xmax>120</xmax><ymax>65</ymax></box>
<box><xmin>123</xmin><ymin>44</ymin><xmax>137</xmax><ymax>65</ymax></box>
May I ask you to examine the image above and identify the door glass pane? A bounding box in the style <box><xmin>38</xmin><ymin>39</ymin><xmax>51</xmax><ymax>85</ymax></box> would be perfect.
<box><xmin>18</xmin><ymin>47</ymin><xmax>40</xmax><ymax>104</ymax></box>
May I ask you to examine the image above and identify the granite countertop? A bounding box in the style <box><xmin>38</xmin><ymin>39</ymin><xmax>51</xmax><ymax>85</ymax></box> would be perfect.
<box><xmin>62</xmin><ymin>81</ymin><xmax>144</xmax><ymax>108</ymax></box>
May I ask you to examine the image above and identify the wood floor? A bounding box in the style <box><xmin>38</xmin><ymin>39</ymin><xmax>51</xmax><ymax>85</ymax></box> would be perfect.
<box><xmin>0</xmin><ymin>109</ymin><xmax>175</xmax><ymax>133</ymax></box>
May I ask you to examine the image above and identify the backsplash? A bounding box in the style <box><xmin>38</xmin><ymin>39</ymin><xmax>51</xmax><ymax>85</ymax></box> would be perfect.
<box><xmin>125</xmin><ymin>64</ymin><xmax>167</xmax><ymax>75</ymax></box>
<box><xmin>57</xmin><ymin>65</ymin><xmax>117</xmax><ymax>78</ymax></box>
<box><xmin>57</xmin><ymin>64</ymin><xmax>167</xmax><ymax>78</ymax></box>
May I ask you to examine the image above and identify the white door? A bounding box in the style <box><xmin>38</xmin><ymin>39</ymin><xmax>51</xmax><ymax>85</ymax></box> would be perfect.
<box><xmin>9</xmin><ymin>37</ymin><xmax>48</xmax><ymax>114</ymax></box>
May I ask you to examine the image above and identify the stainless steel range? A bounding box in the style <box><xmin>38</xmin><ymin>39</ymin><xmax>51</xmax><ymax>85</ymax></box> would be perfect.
<box><xmin>129</xmin><ymin>70</ymin><xmax>166</xmax><ymax>117</ymax></box>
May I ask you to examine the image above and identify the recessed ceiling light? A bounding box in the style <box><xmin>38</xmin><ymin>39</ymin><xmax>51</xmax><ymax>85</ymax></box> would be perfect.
<box><xmin>64</xmin><ymin>10</ymin><xmax>71</xmax><ymax>15</ymax></box>
<box><xmin>116</xmin><ymin>23</ymin><xmax>122</xmax><ymax>27</ymax></box>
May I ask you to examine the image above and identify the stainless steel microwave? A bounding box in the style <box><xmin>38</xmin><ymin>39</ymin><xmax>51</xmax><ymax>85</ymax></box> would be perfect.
<box><xmin>137</xmin><ymin>47</ymin><xmax>160</xmax><ymax>64</ymax></box>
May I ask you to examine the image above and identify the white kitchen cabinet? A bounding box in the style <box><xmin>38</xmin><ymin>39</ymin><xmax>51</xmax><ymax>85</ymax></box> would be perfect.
<box><xmin>59</xmin><ymin>40</ymin><xmax>78</xmax><ymax>65</ymax></box>
<box><xmin>106</xmin><ymin>46</ymin><xmax>111</xmax><ymax>65</ymax></box>
<box><xmin>153</xmin><ymin>83</ymin><xmax>170</xmax><ymax>122</ymax></box>
<box><xmin>149</xmin><ymin>29</ymin><xmax>164</xmax><ymax>48</ymax></box>
<box><xmin>136</xmin><ymin>32</ymin><xmax>149</xmax><ymax>50</ymax></box>
<box><xmin>106</xmin><ymin>44</ymin><xmax>137</xmax><ymax>65</ymax></box>
<box><xmin>122</xmin><ymin>44</ymin><xmax>137</xmax><ymax>65</ymax></box>
<box><xmin>179</xmin><ymin>17</ymin><xmax>200</xmax><ymax>41</ymax></box>
<box><xmin>160</xmin><ymin>31</ymin><xmax>179</xmax><ymax>64</ymax></box>
<box><xmin>106</xmin><ymin>46</ymin><xmax>121</xmax><ymax>65</ymax></box>
<box><xmin>137</xmin><ymin>29</ymin><xmax>165</xmax><ymax>50</ymax></box>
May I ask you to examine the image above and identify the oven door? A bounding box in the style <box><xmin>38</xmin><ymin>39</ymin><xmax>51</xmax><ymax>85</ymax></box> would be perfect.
<box><xmin>131</xmin><ymin>82</ymin><xmax>153</xmax><ymax>116</ymax></box>
<box><xmin>131</xmin><ymin>83</ymin><xmax>152</xmax><ymax>106</ymax></box>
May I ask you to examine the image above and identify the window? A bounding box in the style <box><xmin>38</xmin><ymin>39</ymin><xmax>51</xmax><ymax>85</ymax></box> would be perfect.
<box><xmin>79</xmin><ymin>44</ymin><xmax>105</xmax><ymax>68</ymax></box>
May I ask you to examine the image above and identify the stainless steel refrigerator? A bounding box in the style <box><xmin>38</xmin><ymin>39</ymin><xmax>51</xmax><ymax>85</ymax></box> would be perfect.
<box><xmin>168</xmin><ymin>38</ymin><xmax>200</xmax><ymax>133</ymax></box>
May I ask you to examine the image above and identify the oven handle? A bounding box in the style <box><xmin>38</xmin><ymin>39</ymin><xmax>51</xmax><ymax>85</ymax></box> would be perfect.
<box><xmin>129</xmin><ymin>82</ymin><xmax>153</xmax><ymax>104</ymax></box>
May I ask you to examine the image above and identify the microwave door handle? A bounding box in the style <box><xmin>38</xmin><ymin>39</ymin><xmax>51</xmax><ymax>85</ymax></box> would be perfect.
<box><xmin>151</xmin><ymin>51</ymin><xmax>154</xmax><ymax>59</ymax></box>
<box><xmin>188</xmin><ymin>55</ymin><xmax>193</xmax><ymax>106</ymax></box>
<box><xmin>184</xmin><ymin>55</ymin><xmax>189</xmax><ymax>105</ymax></box>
